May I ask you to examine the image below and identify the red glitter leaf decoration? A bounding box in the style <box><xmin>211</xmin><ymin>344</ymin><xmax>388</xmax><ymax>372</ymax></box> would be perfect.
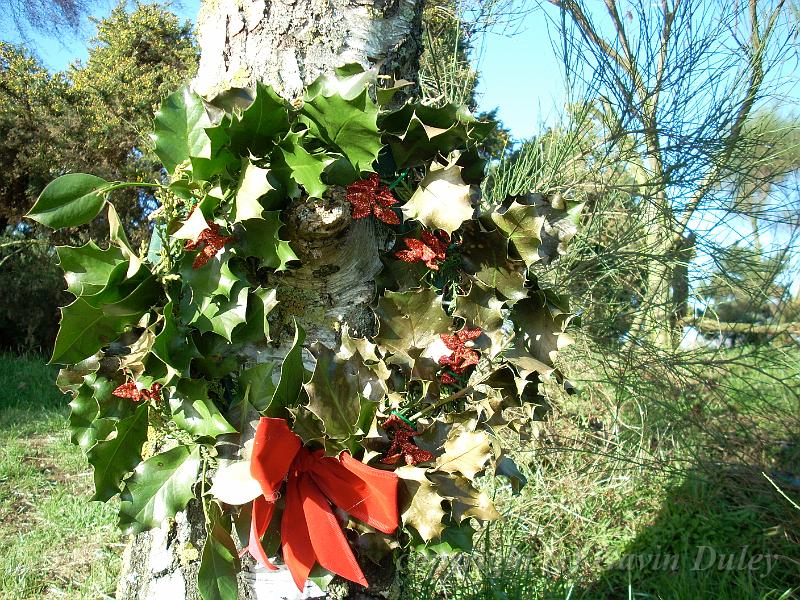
<box><xmin>346</xmin><ymin>174</ymin><xmax>400</xmax><ymax>225</ymax></box>
<box><xmin>184</xmin><ymin>221</ymin><xmax>234</xmax><ymax>268</ymax></box>
<box><xmin>395</xmin><ymin>229</ymin><xmax>450</xmax><ymax>270</ymax></box>
<box><xmin>112</xmin><ymin>380</ymin><xmax>163</xmax><ymax>402</ymax></box>
<box><xmin>438</xmin><ymin>327</ymin><xmax>482</xmax><ymax>381</ymax></box>
<box><xmin>380</xmin><ymin>415</ymin><xmax>435</xmax><ymax>466</ymax></box>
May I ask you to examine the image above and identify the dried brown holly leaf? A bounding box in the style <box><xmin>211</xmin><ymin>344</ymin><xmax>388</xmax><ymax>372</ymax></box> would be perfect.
<box><xmin>490</xmin><ymin>200</ymin><xmax>545</xmax><ymax>267</ymax></box>
<box><xmin>459</xmin><ymin>221</ymin><xmax>527</xmax><ymax>303</ymax></box>
<box><xmin>375</xmin><ymin>289</ymin><xmax>451</xmax><ymax>363</ymax></box>
<box><xmin>428</xmin><ymin>472</ymin><xmax>500</xmax><ymax>523</ymax></box>
<box><xmin>505</xmin><ymin>292</ymin><xmax>572</xmax><ymax>379</ymax></box>
<box><xmin>433</xmin><ymin>426</ymin><xmax>492</xmax><ymax>480</ymax></box>
<box><xmin>453</xmin><ymin>284</ymin><xmax>508</xmax><ymax>358</ymax></box>
<box><xmin>401</xmin><ymin>162</ymin><xmax>473</xmax><ymax>234</ymax></box>
<box><xmin>303</xmin><ymin>343</ymin><xmax>385</xmax><ymax>441</ymax></box>
<box><xmin>396</xmin><ymin>465</ymin><xmax>447</xmax><ymax>541</ymax></box>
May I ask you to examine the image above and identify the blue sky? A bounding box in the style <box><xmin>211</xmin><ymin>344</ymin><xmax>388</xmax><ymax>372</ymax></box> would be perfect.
<box><xmin>11</xmin><ymin>0</ymin><xmax>563</xmax><ymax>142</ymax></box>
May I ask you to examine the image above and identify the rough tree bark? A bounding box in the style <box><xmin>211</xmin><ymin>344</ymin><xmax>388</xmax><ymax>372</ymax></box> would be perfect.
<box><xmin>115</xmin><ymin>1</ymin><xmax>424</xmax><ymax>598</ymax></box>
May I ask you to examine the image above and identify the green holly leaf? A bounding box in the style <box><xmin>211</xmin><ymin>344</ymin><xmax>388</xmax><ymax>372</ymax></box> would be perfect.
<box><xmin>26</xmin><ymin>173</ymin><xmax>109</xmax><ymax>229</ymax></box>
<box><xmin>168</xmin><ymin>379</ymin><xmax>236</xmax><ymax>439</ymax></box>
<box><xmin>303</xmin><ymin>343</ymin><xmax>383</xmax><ymax>441</ymax></box>
<box><xmin>379</xmin><ymin>104</ymin><xmax>489</xmax><ymax>169</ymax></box>
<box><xmin>375</xmin><ymin>289</ymin><xmax>451</xmax><ymax>361</ymax></box>
<box><xmin>300</xmin><ymin>87</ymin><xmax>382</xmax><ymax>173</ymax></box>
<box><xmin>69</xmin><ymin>382</ymin><xmax>115</xmax><ymax>452</ymax></box>
<box><xmin>274</xmin><ymin>131</ymin><xmax>333</xmax><ymax>199</ymax></box>
<box><xmin>181</xmin><ymin>283</ymin><xmax>249</xmax><ymax>342</ymax></box>
<box><xmin>490</xmin><ymin>201</ymin><xmax>545</xmax><ymax>267</ymax></box>
<box><xmin>226</xmin><ymin>82</ymin><xmax>290</xmax><ymax>157</ymax></box>
<box><xmin>232</xmin><ymin>158</ymin><xmax>285</xmax><ymax>222</ymax></box>
<box><xmin>152</xmin><ymin>302</ymin><xmax>202</xmax><ymax>381</ymax></box>
<box><xmin>198</xmin><ymin>516</ymin><xmax>240</xmax><ymax>600</ymax></box>
<box><xmin>402</xmin><ymin>162</ymin><xmax>473</xmax><ymax>234</ymax></box>
<box><xmin>191</xmin><ymin>125</ymin><xmax>237</xmax><ymax>183</ymax></box>
<box><xmin>234</xmin><ymin>287</ymin><xmax>278</xmax><ymax>344</ymax></box>
<box><xmin>152</xmin><ymin>87</ymin><xmax>213</xmax><ymax>175</ymax></box>
<box><xmin>422</xmin><ymin>521</ymin><xmax>476</xmax><ymax>556</ymax></box>
<box><xmin>51</xmin><ymin>274</ymin><xmax>159</xmax><ymax>365</ymax></box>
<box><xmin>306</xmin><ymin>64</ymin><xmax>375</xmax><ymax>101</ymax></box>
<box><xmin>119</xmin><ymin>444</ymin><xmax>201</xmax><ymax>534</ymax></box>
<box><xmin>180</xmin><ymin>251</ymin><xmax>239</xmax><ymax>300</ymax></box>
<box><xmin>87</xmin><ymin>402</ymin><xmax>149</xmax><ymax>501</ymax></box>
<box><xmin>238</xmin><ymin>214</ymin><xmax>298</xmax><ymax>271</ymax></box>
<box><xmin>56</xmin><ymin>242</ymin><xmax>126</xmax><ymax>296</ymax></box>
<box><xmin>239</xmin><ymin>361</ymin><xmax>277</xmax><ymax>413</ymax></box>
<box><xmin>459</xmin><ymin>221</ymin><xmax>527</xmax><ymax>303</ymax></box>
<box><xmin>270</xmin><ymin>321</ymin><xmax>306</xmax><ymax>414</ymax></box>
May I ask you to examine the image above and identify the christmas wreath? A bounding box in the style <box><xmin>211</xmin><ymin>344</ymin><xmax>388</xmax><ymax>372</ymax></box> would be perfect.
<box><xmin>27</xmin><ymin>65</ymin><xmax>580</xmax><ymax>597</ymax></box>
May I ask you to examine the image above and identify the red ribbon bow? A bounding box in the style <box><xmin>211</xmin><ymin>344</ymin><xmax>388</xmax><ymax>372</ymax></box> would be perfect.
<box><xmin>241</xmin><ymin>417</ymin><xmax>400</xmax><ymax>590</ymax></box>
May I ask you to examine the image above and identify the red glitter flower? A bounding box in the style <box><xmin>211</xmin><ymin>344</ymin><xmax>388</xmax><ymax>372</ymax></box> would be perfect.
<box><xmin>380</xmin><ymin>415</ymin><xmax>435</xmax><ymax>466</ymax></box>
<box><xmin>395</xmin><ymin>230</ymin><xmax>450</xmax><ymax>270</ymax></box>
<box><xmin>113</xmin><ymin>380</ymin><xmax>163</xmax><ymax>402</ymax></box>
<box><xmin>345</xmin><ymin>173</ymin><xmax>400</xmax><ymax>225</ymax></box>
<box><xmin>438</xmin><ymin>327</ymin><xmax>482</xmax><ymax>383</ymax></box>
<box><xmin>184</xmin><ymin>221</ymin><xmax>234</xmax><ymax>268</ymax></box>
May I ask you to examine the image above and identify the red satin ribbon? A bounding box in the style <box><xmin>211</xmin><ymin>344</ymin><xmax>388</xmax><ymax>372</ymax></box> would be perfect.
<box><xmin>239</xmin><ymin>417</ymin><xmax>400</xmax><ymax>590</ymax></box>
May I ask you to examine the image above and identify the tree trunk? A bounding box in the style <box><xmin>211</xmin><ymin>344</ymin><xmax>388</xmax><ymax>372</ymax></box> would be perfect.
<box><xmin>115</xmin><ymin>1</ymin><xmax>424</xmax><ymax>598</ymax></box>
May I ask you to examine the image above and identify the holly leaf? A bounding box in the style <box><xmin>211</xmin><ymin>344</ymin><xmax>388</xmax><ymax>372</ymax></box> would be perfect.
<box><xmin>87</xmin><ymin>402</ymin><xmax>149</xmax><ymax>501</ymax></box>
<box><xmin>275</xmin><ymin>131</ymin><xmax>333</xmax><ymax>199</ymax></box>
<box><xmin>168</xmin><ymin>379</ymin><xmax>236</xmax><ymax>439</ymax></box>
<box><xmin>68</xmin><ymin>375</ymin><xmax>124</xmax><ymax>452</ymax></box>
<box><xmin>181</xmin><ymin>283</ymin><xmax>249</xmax><ymax>342</ymax></box>
<box><xmin>433</xmin><ymin>427</ymin><xmax>492</xmax><ymax>480</ymax></box>
<box><xmin>172</xmin><ymin>206</ymin><xmax>211</xmax><ymax>242</ymax></box>
<box><xmin>232</xmin><ymin>159</ymin><xmax>284</xmax><ymax>222</ymax></box>
<box><xmin>151</xmin><ymin>87</ymin><xmax>213</xmax><ymax>175</ymax></box>
<box><xmin>51</xmin><ymin>274</ymin><xmax>159</xmax><ymax>365</ymax></box>
<box><xmin>118</xmin><ymin>444</ymin><xmax>201</xmax><ymax>534</ymax></box>
<box><xmin>299</xmin><ymin>87</ymin><xmax>382</xmax><ymax>173</ymax></box>
<box><xmin>56</xmin><ymin>241</ymin><xmax>126</xmax><ymax>296</ymax></box>
<box><xmin>26</xmin><ymin>173</ymin><xmax>109</xmax><ymax>229</ymax></box>
<box><xmin>239</xmin><ymin>361</ymin><xmax>277</xmax><ymax>413</ymax></box>
<box><xmin>226</xmin><ymin>82</ymin><xmax>290</xmax><ymax>157</ymax></box>
<box><xmin>180</xmin><ymin>251</ymin><xmax>239</xmax><ymax>300</ymax></box>
<box><xmin>303</xmin><ymin>343</ymin><xmax>383</xmax><ymax>441</ymax></box>
<box><xmin>453</xmin><ymin>285</ymin><xmax>507</xmax><ymax>358</ymax></box>
<box><xmin>505</xmin><ymin>293</ymin><xmax>572</xmax><ymax>378</ymax></box>
<box><xmin>270</xmin><ymin>321</ymin><xmax>306</xmax><ymax>414</ymax></box>
<box><xmin>396</xmin><ymin>465</ymin><xmax>446</xmax><ymax>541</ymax></box>
<box><xmin>375</xmin><ymin>289</ymin><xmax>451</xmax><ymax>361</ymax></box>
<box><xmin>428</xmin><ymin>472</ymin><xmax>500</xmax><ymax>522</ymax></box>
<box><xmin>235</xmin><ymin>287</ymin><xmax>279</xmax><ymax>344</ymax></box>
<box><xmin>198</xmin><ymin>516</ymin><xmax>240</xmax><ymax>600</ymax></box>
<box><xmin>459</xmin><ymin>221</ymin><xmax>527</xmax><ymax>303</ymax></box>
<box><xmin>152</xmin><ymin>302</ymin><xmax>202</xmax><ymax>382</ymax></box>
<box><xmin>401</xmin><ymin>162</ymin><xmax>473</xmax><ymax>235</ymax></box>
<box><xmin>490</xmin><ymin>201</ymin><xmax>545</xmax><ymax>267</ymax></box>
<box><xmin>238</xmin><ymin>214</ymin><xmax>298</xmax><ymax>271</ymax></box>
<box><xmin>421</xmin><ymin>520</ymin><xmax>476</xmax><ymax>556</ymax></box>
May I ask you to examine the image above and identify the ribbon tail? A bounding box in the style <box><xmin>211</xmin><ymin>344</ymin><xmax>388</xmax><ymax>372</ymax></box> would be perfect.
<box><xmin>251</xmin><ymin>417</ymin><xmax>301</xmax><ymax>498</ymax></box>
<box><xmin>313</xmin><ymin>452</ymin><xmax>400</xmax><ymax>535</ymax></box>
<box><xmin>282</xmin><ymin>475</ymin><xmax>317</xmax><ymax>591</ymax></box>
<box><xmin>239</xmin><ymin>495</ymin><xmax>278</xmax><ymax>570</ymax></box>
<box><xmin>298</xmin><ymin>473</ymin><xmax>368</xmax><ymax>588</ymax></box>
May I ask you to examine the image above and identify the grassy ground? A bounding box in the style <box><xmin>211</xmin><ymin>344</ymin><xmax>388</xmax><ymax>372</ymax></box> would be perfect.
<box><xmin>0</xmin><ymin>351</ymin><xmax>797</xmax><ymax>600</ymax></box>
<box><xmin>0</xmin><ymin>355</ymin><xmax>121</xmax><ymax>600</ymax></box>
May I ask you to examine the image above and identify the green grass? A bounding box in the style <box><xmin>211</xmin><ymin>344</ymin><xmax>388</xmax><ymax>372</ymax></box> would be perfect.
<box><xmin>0</xmin><ymin>354</ymin><xmax>121</xmax><ymax>600</ymax></box>
<box><xmin>0</xmin><ymin>351</ymin><xmax>798</xmax><ymax>600</ymax></box>
<box><xmin>403</xmin><ymin>346</ymin><xmax>800</xmax><ymax>600</ymax></box>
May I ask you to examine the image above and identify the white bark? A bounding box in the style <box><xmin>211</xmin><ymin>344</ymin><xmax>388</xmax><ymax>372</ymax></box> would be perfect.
<box><xmin>116</xmin><ymin>1</ymin><xmax>423</xmax><ymax>598</ymax></box>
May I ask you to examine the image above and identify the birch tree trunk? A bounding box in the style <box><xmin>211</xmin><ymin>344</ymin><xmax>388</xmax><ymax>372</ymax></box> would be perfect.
<box><xmin>115</xmin><ymin>1</ymin><xmax>424</xmax><ymax>598</ymax></box>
